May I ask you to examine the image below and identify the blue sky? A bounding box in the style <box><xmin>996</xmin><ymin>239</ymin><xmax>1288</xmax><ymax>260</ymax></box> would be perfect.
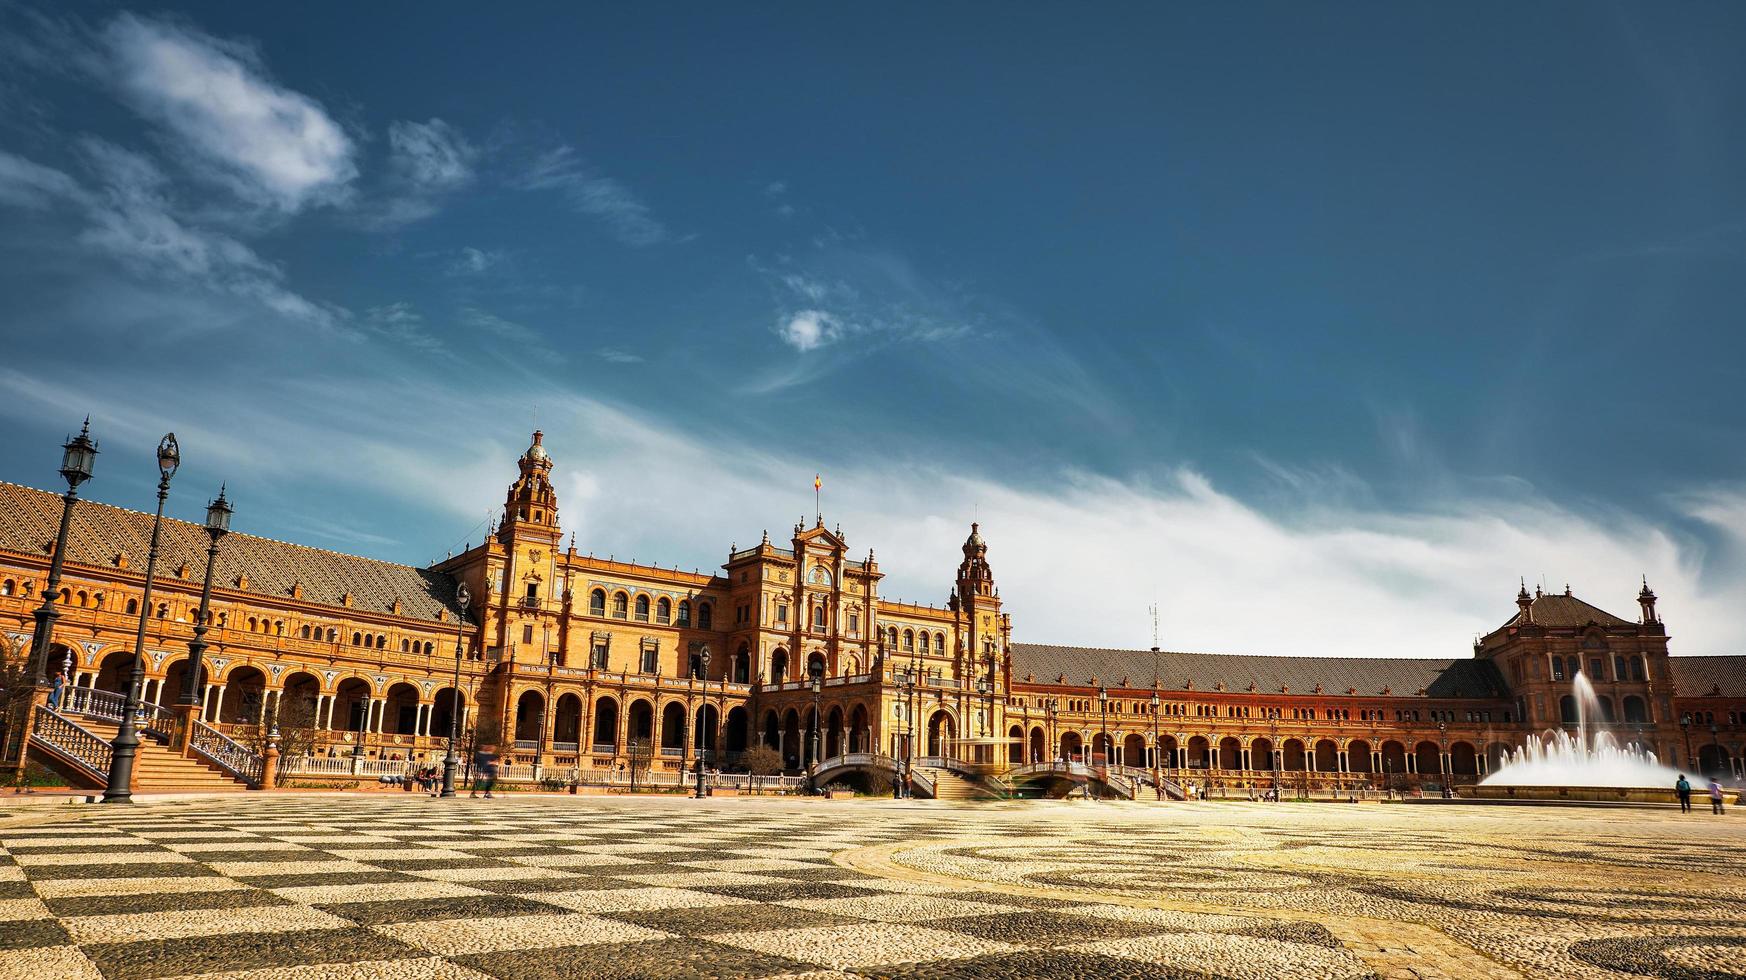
<box><xmin>1</xmin><ymin>3</ymin><xmax>1743</xmax><ymax>657</ymax></box>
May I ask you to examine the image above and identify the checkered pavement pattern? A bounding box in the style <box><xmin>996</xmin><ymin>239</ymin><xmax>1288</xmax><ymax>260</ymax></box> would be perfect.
<box><xmin>0</xmin><ymin>796</ymin><xmax>1364</xmax><ymax>980</ymax></box>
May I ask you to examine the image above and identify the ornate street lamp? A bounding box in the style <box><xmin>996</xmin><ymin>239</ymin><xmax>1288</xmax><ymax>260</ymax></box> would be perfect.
<box><xmin>809</xmin><ymin>664</ymin><xmax>823</xmax><ymax>772</ymax></box>
<box><xmin>23</xmin><ymin>420</ymin><xmax>97</xmax><ymax>705</ymax></box>
<box><xmin>1681</xmin><ymin>714</ymin><xmax>1692</xmax><ymax>771</ymax></box>
<box><xmin>103</xmin><ymin>433</ymin><xmax>179</xmax><ymax>804</ymax></box>
<box><xmin>1097</xmin><ymin>685</ymin><xmax>1108</xmax><ymax>768</ymax></box>
<box><xmin>179</xmin><ymin>487</ymin><xmax>232</xmax><ymax>718</ymax></box>
<box><xmin>1150</xmin><ymin>689</ymin><xmax>1161</xmax><ymax>798</ymax></box>
<box><xmin>694</xmin><ymin>648</ymin><xmax>712</xmax><ymax>799</ymax></box>
<box><xmin>439</xmin><ymin>582</ymin><xmax>472</xmax><ymax>798</ymax></box>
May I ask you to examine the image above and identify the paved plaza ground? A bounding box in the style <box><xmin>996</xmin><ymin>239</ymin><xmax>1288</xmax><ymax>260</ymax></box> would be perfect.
<box><xmin>0</xmin><ymin>795</ymin><xmax>1740</xmax><ymax>979</ymax></box>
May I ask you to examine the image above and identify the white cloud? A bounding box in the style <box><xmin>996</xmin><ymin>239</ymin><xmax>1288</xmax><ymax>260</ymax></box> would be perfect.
<box><xmin>515</xmin><ymin>146</ymin><xmax>665</xmax><ymax>246</ymax></box>
<box><xmin>388</xmin><ymin>118</ymin><xmax>474</xmax><ymax>191</ymax></box>
<box><xmin>597</xmin><ymin>348</ymin><xmax>644</xmax><ymax>364</ymax></box>
<box><xmin>364</xmin><ymin>302</ymin><xmax>447</xmax><ymax>355</ymax></box>
<box><xmin>2</xmin><ymin>359</ymin><xmax>1740</xmax><ymax>661</ymax></box>
<box><xmin>0</xmin><ymin>152</ymin><xmax>86</xmax><ymax>209</ymax></box>
<box><xmin>101</xmin><ymin>13</ymin><xmax>356</xmax><ymax>212</ymax></box>
<box><xmin>778</xmin><ymin>309</ymin><xmax>840</xmax><ymax>352</ymax></box>
<box><xmin>446</xmin><ymin>246</ymin><xmax>505</xmax><ymax>277</ymax></box>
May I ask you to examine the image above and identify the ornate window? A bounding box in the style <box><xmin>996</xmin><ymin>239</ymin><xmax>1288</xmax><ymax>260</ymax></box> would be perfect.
<box><xmin>657</xmin><ymin>597</ymin><xmax>671</xmax><ymax>624</ymax></box>
<box><xmin>589</xmin><ymin>589</ymin><xmax>606</xmax><ymax>616</ymax></box>
<box><xmin>612</xmin><ymin>592</ymin><xmax>628</xmax><ymax>619</ymax></box>
<box><xmin>698</xmin><ymin>602</ymin><xmax>712</xmax><ymax>630</ymax></box>
<box><xmin>677</xmin><ymin>600</ymin><xmax>692</xmax><ymax>627</ymax></box>
<box><xmin>635</xmin><ymin>595</ymin><xmax>650</xmax><ymax>622</ymax></box>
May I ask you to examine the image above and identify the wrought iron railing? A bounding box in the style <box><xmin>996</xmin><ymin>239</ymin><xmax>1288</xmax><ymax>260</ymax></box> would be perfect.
<box><xmin>189</xmin><ymin>721</ymin><xmax>263</xmax><ymax>786</ymax></box>
<box><xmin>31</xmin><ymin>708</ymin><xmax>112</xmax><ymax>782</ymax></box>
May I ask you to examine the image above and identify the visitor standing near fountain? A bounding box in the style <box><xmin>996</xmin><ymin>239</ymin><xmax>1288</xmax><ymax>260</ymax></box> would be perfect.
<box><xmin>1676</xmin><ymin>774</ymin><xmax>1692</xmax><ymax>812</ymax></box>
<box><xmin>1710</xmin><ymin>777</ymin><xmax>1726</xmax><ymax>815</ymax></box>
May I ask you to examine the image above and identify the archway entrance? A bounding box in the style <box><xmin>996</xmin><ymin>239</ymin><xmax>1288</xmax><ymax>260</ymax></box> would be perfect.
<box><xmin>926</xmin><ymin>710</ymin><xmax>955</xmax><ymax>757</ymax></box>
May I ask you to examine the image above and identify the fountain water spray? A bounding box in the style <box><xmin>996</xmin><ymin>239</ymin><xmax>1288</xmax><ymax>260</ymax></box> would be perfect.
<box><xmin>1482</xmin><ymin>671</ymin><xmax>1682</xmax><ymax>789</ymax></box>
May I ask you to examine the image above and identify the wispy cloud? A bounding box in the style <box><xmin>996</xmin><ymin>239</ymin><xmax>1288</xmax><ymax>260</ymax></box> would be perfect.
<box><xmin>354</xmin><ymin>118</ymin><xmax>478</xmax><ymax>229</ymax></box>
<box><xmin>446</xmin><ymin>246</ymin><xmax>506</xmax><ymax>277</ymax></box>
<box><xmin>101</xmin><ymin>13</ymin><xmax>356</xmax><ymax>213</ymax></box>
<box><xmin>364</xmin><ymin>302</ymin><xmax>447</xmax><ymax>355</ymax></box>
<box><xmin>777</xmin><ymin>309</ymin><xmax>841</xmax><ymax>352</ymax></box>
<box><xmin>597</xmin><ymin>348</ymin><xmax>644</xmax><ymax>364</ymax></box>
<box><xmin>514</xmin><ymin>145</ymin><xmax>666</xmax><ymax>246</ymax></box>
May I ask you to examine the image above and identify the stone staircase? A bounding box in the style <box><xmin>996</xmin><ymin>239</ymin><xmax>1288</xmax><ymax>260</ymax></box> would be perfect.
<box><xmin>914</xmin><ymin>765</ymin><xmax>1001</xmax><ymax>801</ymax></box>
<box><xmin>36</xmin><ymin>714</ymin><xmax>251</xmax><ymax>793</ymax></box>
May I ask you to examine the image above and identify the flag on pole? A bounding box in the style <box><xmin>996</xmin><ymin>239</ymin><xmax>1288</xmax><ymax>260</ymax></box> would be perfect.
<box><xmin>814</xmin><ymin>474</ymin><xmax>822</xmax><ymax>491</ymax></box>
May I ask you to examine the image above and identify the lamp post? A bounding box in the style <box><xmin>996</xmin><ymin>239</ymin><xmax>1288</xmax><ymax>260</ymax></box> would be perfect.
<box><xmin>439</xmin><ymin>582</ymin><xmax>472</xmax><ymax>798</ymax></box>
<box><xmin>24</xmin><ymin>420</ymin><xmax>97</xmax><ymax>695</ymax></box>
<box><xmin>976</xmin><ymin>675</ymin><xmax>990</xmax><ymax>765</ymax></box>
<box><xmin>179</xmin><ymin>487</ymin><xmax>232</xmax><ymax>719</ymax></box>
<box><xmin>694</xmin><ymin>648</ymin><xmax>711</xmax><ymax>799</ymax></box>
<box><xmin>1097</xmin><ymin>685</ymin><xmax>1108</xmax><ymax>769</ymax></box>
<box><xmin>1681</xmin><ymin>714</ymin><xmax>1692</xmax><ymax>771</ymax></box>
<box><xmin>1711</xmin><ymin>723</ymin><xmax>1722</xmax><ymax>779</ymax></box>
<box><xmin>1147</xmin><ymin>690</ymin><xmax>1162</xmax><ymax>799</ymax></box>
<box><xmin>809</xmin><ymin>665</ymin><xmax>822</xmax><ymax>773</ymax></box>
<box><xmin>103</xmin><ymin>433</ymin><xmax>179</xmax><ymax>804</ymax></box>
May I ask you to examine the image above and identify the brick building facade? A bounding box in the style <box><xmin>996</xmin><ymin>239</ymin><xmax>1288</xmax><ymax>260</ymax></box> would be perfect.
<box><xmin>3</xmin><ymin>432</ymin><xmax>1742</xmax><ymax>792</ymax></box>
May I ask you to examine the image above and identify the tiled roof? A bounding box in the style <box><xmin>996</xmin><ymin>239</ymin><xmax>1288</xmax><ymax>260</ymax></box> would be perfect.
<box><xmin>1501</xmin><ymin>592</ymin><xmax>1635</xmax><ymax>630</ymax></box>
<box><xmin>0</xmin><ymin>482</ymin><xmax>458</xmax><ymax>621</ymax></box>
<box><xmin>1011</xmin><ymin>644</ymin><xmax>1511</xmax><ymax>699</ymax></box>
<box><xmin>1669</xmin><ymin>656</ymin><xmax>1746</xmax><ymax>699</ymax></box>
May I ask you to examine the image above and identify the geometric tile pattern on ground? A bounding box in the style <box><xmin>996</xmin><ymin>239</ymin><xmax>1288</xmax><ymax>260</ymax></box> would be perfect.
<box><xmin>0</xmin><ymin>795</ymin><xmax>1740</xmax><ymax>979</ymax></box>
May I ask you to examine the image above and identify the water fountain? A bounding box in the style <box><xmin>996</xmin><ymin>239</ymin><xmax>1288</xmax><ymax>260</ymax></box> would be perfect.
<box><xmin>1475</xmin><ymin>671</ymin><xmax>1685</xmax><ymax>803</ymax></box>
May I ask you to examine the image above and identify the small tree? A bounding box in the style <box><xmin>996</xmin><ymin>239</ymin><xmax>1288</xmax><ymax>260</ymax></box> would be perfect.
<box><xmin>234</xmin><ymin>695</ymin><xmax>320</xmax><ymax>779</ymax></box>
<box><xmin>742</xmin><ymin>744</ymin><xmax>782</xmax><ymax>794</ymax></box>
<box><xmin>0</xmin><ymin>642</ymin><xmax>32</xmax><ymax>779</ymax></box>
<box><xmin>626</xmin><ymin>738</ymin><xmax>654</xmax><ymax>791</ymax></box>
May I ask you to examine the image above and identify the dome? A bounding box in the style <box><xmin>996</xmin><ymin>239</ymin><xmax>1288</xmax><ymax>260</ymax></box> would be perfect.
<box><xmin>523</xmin><ymin>430</ymin><xmax>549</xmax><ymax>463</ymax></box>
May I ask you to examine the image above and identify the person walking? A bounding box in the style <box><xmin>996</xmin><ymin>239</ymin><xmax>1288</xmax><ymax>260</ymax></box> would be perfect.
<box><xmin>1676</xmin><ymin>774</ymin><xmax>1692</xmax><ymax>813</ymax></box>
<box><xmin>471</xmin><ymin>744</ymin><xmax>498</xmax><ymax>799</ymax></box>
<box><xmin>1709</xmin><ymin>777</ymin><xmax>1726</xmax><ymax>815</ymax></box>
<box><xmin>46</xmin><ymin>672</ymin><xmax>64</xmax><ymax>712</ymax></box>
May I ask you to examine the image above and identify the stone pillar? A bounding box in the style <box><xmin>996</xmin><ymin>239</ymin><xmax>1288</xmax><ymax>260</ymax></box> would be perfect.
<box><xmin>260</xmin><ymin>734</ymin><xmax>280</xmax><ymax>791</ymax></box>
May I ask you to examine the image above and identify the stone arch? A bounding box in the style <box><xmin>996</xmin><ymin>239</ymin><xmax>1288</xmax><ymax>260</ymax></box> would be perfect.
<box><xmin>1060</xmin><ymin>730</ymin><xmax>1083</xmax><ymax>761</ymax></box>
<box><xmin>591</xmin><ymin>696</ymin><xmax>619</xmax><ymax>749</ymax></box>
<box><xmin>1380</xmin><ymin>740</ymin><xmax>1409</xmax><ymax>777</ymax></box>
<box><xmin>1219</xmin><ymin>736</ymin><xmax>1243</xmax><ymax>770</ymax></box>
<box><xmin>660</xmin><ymin>702</ymin><xmax>686</xmax><ymax>752</ymax></box>
<box><xmin>695</xmin><ymin>702</ymin><xmax>719</xmax><ymax>757</ymax></box>
<box><xmin>1314</xmin><ymin>738</ymin><xmax>1339</xmax><ymax>772</ymax></box>
<box><xmin>1347</xmin><ymin>739</ymin><xmax>1374</xmax><ymax>773</ymax></box>
<box><xmin>1187</xmin><ymin>735</ymin><xmax>1211</xmax><ymax>769</ymax></box>
<box><xmin>1281</xmin><ymin>738</ymin><xmax>1307</xmax><ymax>771</ymax></box>
<box><xmin>1622</xmin><ymin>695</ymin><xmax>1648</xmax><ymax>723</ymax></box>
<box><xmin>1698</xmin><ymin>744</ymin><xmax>1732</xmax><ymax>780</ymax></box>
<box><xmin>1415</xmin><ymin>740</ymin><xmax>1443</xmax><ymax>775</ymax></box>
<box><xmin>1450</xmin><ymin>740</ymin><xmax>1479</xmax><ymax>776</ymax></box>
<box><xmin>219</xmin><ymin>666</ymin><xmax>269</xmax><ymax>724</ymax></box>
<box><xmin>770</xmin><ymin>648</ymin><xmax>789</xmax><ymax>685</ymax></box>
<box><xmin>1251</xmin><ymin>736</ymin><xmax>1276</xmax><ymax>772</ymax></box>
<box><xmin>1030</xmin><ymin>725</ymin><xmax>1047</xmax><ymax>763</ymax></box>
<box><xmin>806</xmin><ymin>650</ymin><xmax>827</xmax><ymax>678</ymax></box>
<box><xmin>514</xmin><ymin>690</ymin><xmax>546</xmax><ymax>745</ymax></box>
<box><xmin>848</xmin><ymin>703</ymin><xmax>870</xmax><ymax>752</ymax></box>
<box><xmin>1122</xmin><ymin>732</ymin><xmax>1146</xmax><ymax>767</ymax></box>
<box><xmin>553</xmin><ymin>693</ymin><xmax>583</xmax><ymax>749</ymax></box>
<box><xmin>158</xmin><ymin>657</ymin><xmax>207</xmax><ymax>708</ymax></box>
<box><xmin>94</xmin><ymin>649</ymin><xmax>137</xmax><ymax>696</ymax></box>
<box><xmin>432</xmin><ymin>687</ymin><xmax>467</xmax><ymax>741</ymax></box>
<box><xmin>626</xmin><ymin>698</ymin><xmax>654</xmax><ymax>748</ymax></box>
<box><xmin>334</xmin><ymin>677</ymin><xmax>374</xmax><ymax>732</ymax></box>
<box><xmin>382</xmin><ymin>682</ymin><xmax>420</xmax><ymax>735</ymax></box>
<box><xmin>926</xmin><ymin>708</ymin><xmax>957</xmax><ymax>757</ymax></box>
<box><xmin>823</xmin><ymin>705</ymin><xmax>843</xmax><ymax>757</ymax></box>
<box><xmin>725</xmin><ymin>705</ymin><xmax>750</xmax><ymax>752</ymax></box>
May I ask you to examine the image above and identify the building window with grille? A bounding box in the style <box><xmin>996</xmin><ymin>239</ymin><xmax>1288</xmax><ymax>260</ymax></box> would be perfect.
<box><xmin>591</xmin><ymin>641</ymin><xmax>609</xmax><ymax>670</ymax></box>
<box><xmin>590</xmin><ymin>589</ymin><xmax>606</xmax><ymax>616</ymax></box>
<box><xmin>612</xmin><ymin>592</ymin><xmax>628</xmax><ymax>618</ymax></box>
<box><xmin>640</xmin><ymin>644</ymin><xmax>658</xmax><ymax>675</ymax></box>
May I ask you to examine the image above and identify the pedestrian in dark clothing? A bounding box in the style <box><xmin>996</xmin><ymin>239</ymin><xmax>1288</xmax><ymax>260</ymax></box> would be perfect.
<box><xmin>1676</xmin><ymin>774</ymin><xmax>1692</xmax><ymax>813</ymax></box>
<box><xmin>472</xmin><ymin>745</ymin><xmax>498</xmax><ymax>798</ymax></box>
<box><xmin>1710</xmin><ymin>778</ymin><xmax>1726</xmax><ymax>815</ymax></box>
<box><xmin>46</xmin><ymin>673</ymin><xmax>64</xmax><ymax>711</ymax></box>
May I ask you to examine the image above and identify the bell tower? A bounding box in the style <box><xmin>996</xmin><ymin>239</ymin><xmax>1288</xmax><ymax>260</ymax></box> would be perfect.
<box><xmin>501</xmin><ymin>430</ymin><xmax>560</xmax><ymax>542</ymax></box>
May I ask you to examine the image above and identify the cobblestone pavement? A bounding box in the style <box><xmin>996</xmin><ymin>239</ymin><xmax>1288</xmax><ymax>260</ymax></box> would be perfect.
<box><xmin>0</xmin><ymin>795</ymin><xmax>1740</xmax><ymax>979</ymax></box>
